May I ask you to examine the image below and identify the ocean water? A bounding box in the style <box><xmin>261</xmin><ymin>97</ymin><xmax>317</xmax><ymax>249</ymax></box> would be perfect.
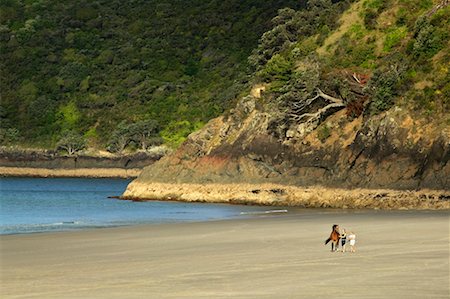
<box><xmin>0</xmin><ymin>177</ymin><xmax>279</xmax><ymax>235</ymax></box>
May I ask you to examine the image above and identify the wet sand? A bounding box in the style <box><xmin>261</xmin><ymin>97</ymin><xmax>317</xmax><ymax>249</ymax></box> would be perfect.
<box><xmin>1</xmin><ymin>210</ymin><xmax>449</xmax><ymax>298</ymax></box>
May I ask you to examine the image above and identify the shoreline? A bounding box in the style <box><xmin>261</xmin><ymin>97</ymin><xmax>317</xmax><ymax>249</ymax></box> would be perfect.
<box><xmin>122</xmin><ymin>181</ymin><xmax>450</xmax><ymax>210</ymax></box>
<box><xmin>0</xmin><ymin>208</ymin><xmax>441</xmax><ymax>237</ymax></box>
<box><xmin>0</xmin><ymin>147</ymin><xmax>164</xmax><ymax>178</ymax></box>
<box><xmin>1</xmin><ymin>210</ymin><xmax>448</xmax><ymax>298</ymax></box>
<box><xmin>0</xmin><ymin>166</ymin><xmax>142</xmax><ymax>178</ymax></box>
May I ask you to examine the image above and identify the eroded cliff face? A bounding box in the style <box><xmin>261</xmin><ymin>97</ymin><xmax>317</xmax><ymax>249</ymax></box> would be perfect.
<box><xmin>130</xmin><ymin>95</ymin><xmax>449</xmax><ymax>191</ymax></box>
<box><xmin>122</xmin><ymin>1</ymin><xmax>450</xmax><ymax>208</ymax></box>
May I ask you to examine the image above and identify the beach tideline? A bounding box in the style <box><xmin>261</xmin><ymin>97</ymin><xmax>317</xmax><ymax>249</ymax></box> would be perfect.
<box><xmin>1</xmin><ymin>210</ymin><xmax>449</xmax><ymax>298</ymax></box>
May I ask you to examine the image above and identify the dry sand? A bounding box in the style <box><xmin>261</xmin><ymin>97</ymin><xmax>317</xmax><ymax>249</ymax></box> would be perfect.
<box><xmin>1</xmin><ymin>210</ymin><xmax>449</xmax><ymax>298</ymax></box>
<box><xmin>0</xmin><ymin>167</ymin><xmax>141</xmax><ymax>178</ymax></box>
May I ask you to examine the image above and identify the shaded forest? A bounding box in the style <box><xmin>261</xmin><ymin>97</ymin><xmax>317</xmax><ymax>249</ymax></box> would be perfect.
<box><xmin>0</xmin><ymin>0</ymin><xmax>305</xmax><ymax>149</ymax></box>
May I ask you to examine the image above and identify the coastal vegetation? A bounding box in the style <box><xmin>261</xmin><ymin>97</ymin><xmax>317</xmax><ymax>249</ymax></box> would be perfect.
<box><xmin>126</xmin><ymin>0</ymin><xmax>449</xmax><ymax>193</ymax></box>
<box><xmin>0</xmin><ymin>0</ymin><xmax>304</xmax><ymax>150</ymax></box>
<box><xmin>248</xmin><ymin>0</ymin><xmax>449</xmax><ymax>134</ymax></box>
<box><xmin>1</xmin><ymin>0</ymin><xmax>448</xmax><ymax>158</ymax></box>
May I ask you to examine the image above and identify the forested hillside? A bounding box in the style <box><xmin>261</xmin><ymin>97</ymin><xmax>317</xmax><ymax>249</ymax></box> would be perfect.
<box><xmin>0</xmin><ymin>0</ymin><xmax>304</xmax><ymax>150</ymax></box>
<box><xmin>247</xmin><ymin>0</ymin><xmax>449</xmax><ymax>126</ymax></box>
<box><xmin>126</xmin><ymin>0</ymin><xmax>450</xmax><ymax>192</ymax></box>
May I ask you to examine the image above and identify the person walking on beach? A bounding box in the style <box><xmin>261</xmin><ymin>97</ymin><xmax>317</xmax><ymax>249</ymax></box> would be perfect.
<box><xmin>347</xmin><ymin>232</ymin><xmax>356</xmax><ymax>252</ymax></box>
<box><xmin>340</xmin><ymin>228</ymin><xmax>347</xmax><ymax>252</ymax></box>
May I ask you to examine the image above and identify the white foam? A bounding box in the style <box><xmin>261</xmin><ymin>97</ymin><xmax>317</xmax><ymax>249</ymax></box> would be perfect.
<box><xmin>240</xmin><ymin>209</ymin><xmax>288</xmax><ymax>215</ymax></box>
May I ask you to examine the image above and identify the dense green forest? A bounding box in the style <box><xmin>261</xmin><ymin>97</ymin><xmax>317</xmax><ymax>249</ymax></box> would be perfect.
<box><xmin>0</xmin><ymin>0</ymin><xmax>305</xmax><ymax>150</ymax></box>
<box><xmin>1</xmin><ymin>0</ymin><xmax>448</xmax><ymax>154</ymax></box>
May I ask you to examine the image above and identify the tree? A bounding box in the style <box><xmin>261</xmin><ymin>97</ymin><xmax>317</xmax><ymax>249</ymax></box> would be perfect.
<box><xmin>128</xmin><ymin>119</ymin><xmax>161</xmax><ymax>151</ymax></box>
<box><xmin>57</xmin><ymin>101</ymin><xmax>81</xmax><ymax>132</ymax></box>
<box><xmin>106</xmin><ymin>121</ymin><xmax>132</xmax><ymax>153</ymax></box>
<box><xmin>365</xmin><ymin>64</ymin><xmax>404</xmax><ymax>115</ymax></box>
<box><xmin>0</xmin><ymin>128</ymin><xmax>20</xmax><ymax>144</ymax></box>
<box><xmin>56</xmin><ymin>131</ymin><xmax>86</xmax><ymax>155</ymax></box>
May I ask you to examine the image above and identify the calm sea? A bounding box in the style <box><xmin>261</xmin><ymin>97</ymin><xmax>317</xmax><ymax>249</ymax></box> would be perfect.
<box><xmin>0</xmin><ymin>177</ymin><xmax>279</xmax><ymax>235</ymax></box>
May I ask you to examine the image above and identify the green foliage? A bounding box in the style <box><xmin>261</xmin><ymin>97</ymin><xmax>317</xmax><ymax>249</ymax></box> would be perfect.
<box><xmin>57</xmin><ymin>101</ymin><xmax>81</xmax><ymax>132</ymax></box>
<box><xmin>333</xmin><ymin>32</ymin><xmax>376</xmax><ymax>68</ymax></box>
<box><xmin>56</xmin><ymin>131</ymin><xmax>86</xmax><ymax>155</ymax></box>
<box><xmin>366</xmin><ymin>65</ymin><xmax>404</xmax><ymax>115</ymax></box>
<box><xmin>442</xmin><ymin>81</ymin><xmax>450</xmax><ymax>111</ymax></box>
<box><xmin>396</xmin><ymin>0</ymin><xmax>433</xmax><ymax>28</ymax></box>
<box><xmin>383</xmin><ymin>26</ymin><xmax>407</xmax><ymax>52</ymax></box>
<box><xmin>161</xmin><ymin>120</ymin><xmax>204</xmax><ymax>148</ymax></box>
<box><xmin>363</xmin><ymin>0</ymin><xmax>388</xmax><ymax>10</ymax></box>
<box><xmin>362</xmin><ymin>8</ymin><xmax>379</xmax><ymax>30</ymax></box>
<box><xmin>1</xmin><ymin>0</ymin><xmax>302</xmax><ymax>148</ymax></box>
<box><xmin>412</xmin><ymin>15</ymin><xmax>449</xmax><ymax>60</ymax></box>
<box><xmin>58</xmin><ymin>62</ymin><xmax>90</xmax><ymax>91</ymax></box>
<box><xmin>2</xmin><ymin>0</ymin><xmax>448</xmax><ymax>151</ymax></box>
<box><xmin>258</xmin><ymin>54</ymin><xmax>293</xmax><ymax>82</ymax></box>
<box><xmin>107</xmin><ymin>121</ymin><xmax>133</xmax><ymax>153</ymax></box>
<box><xmin>291</xmin><ymin>36</ymin><xmax>318</xmax><ymax>59</ymax></box>
<box><xmin>249</xmin><ymin>0</ymin><xmax>352</xmax><ymax>70</ymax></box>
<box><xmin>106</xmin><ymin>119</ymin><xmax>161</xmax><ymax>152</ymax></box>
<box><xmin>84</xmin><ymin>127</ymin><xmax>98</xmax><ymax>144</ymax></box>
<box><xmin>0</xmin><ymin>127</ymin><xmax>20</xmax><ymax>144</ymax></box>
<box><xmin>317</xmin><ymin>124</ymin><xmax>331</xmax><ymax>143</ymax></box>
<box><xmin>18</xmin><ymin>80</ymin><xmax>38</xmax><ymax>103</ymax></box>
<box><xmin>412</xmin><ymin>87</ymin><xmax>435</xmax><ymax>114</ymax></box>
<box><xmin>361</xmin><ymin>0</ymin><xmax>389</xmax><ymax>29</ymax></box>
<box><xmin>128</xmin><ymin>119</ymin><xmax>162</xmax><ymax>150</ymax></box>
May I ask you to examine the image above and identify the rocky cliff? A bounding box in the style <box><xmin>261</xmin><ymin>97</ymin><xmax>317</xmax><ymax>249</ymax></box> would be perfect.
<box><xmin>122</xmin><ymin>1</ymin><xmax>450</xmax><ymax>208</ymax></box>
<box><xmin>127</xmin><ymin>94</ymin><xmax>449</xmax><ymax>190</ymax></box>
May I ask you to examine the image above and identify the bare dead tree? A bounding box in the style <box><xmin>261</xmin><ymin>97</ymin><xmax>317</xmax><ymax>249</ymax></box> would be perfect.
<box><xmin>290</xmin><ymin>88</ymin><xmax>344</xmax><ymax>122</ymax></box>
<box><xmin>290</xmin><ymin>102</ymin><xmax>345</xmax><ymax>122</ymax></box>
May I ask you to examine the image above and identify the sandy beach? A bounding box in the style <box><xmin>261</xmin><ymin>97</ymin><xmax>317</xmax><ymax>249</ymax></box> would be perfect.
<box><xmin>0</xmin><ymin>167</ymin><xmax>142</xmax><ymax>178</ymax></box>
<box><xmin>1</xmin><ymin>210</ymin><xmax>449</xmax><ymax>298</ymax></box>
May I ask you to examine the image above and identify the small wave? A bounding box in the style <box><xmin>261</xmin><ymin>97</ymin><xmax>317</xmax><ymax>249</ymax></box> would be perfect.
<box><xmin>35</xmin><ymin>221</ymin><xmax>81</xmax><ymax>227</ymax></box>
<box><xmin>0</xmin><ymin>221</ymin><xmax>85</xmax><ymax>234</ymax></box>
<box><xmin>240</xmin><ymin>209</ymin><xmax>288</xmax><ymax>215</ymax></box>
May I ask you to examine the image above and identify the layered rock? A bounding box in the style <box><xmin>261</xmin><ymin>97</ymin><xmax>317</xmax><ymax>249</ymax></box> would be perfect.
<box><xmin>122</xmin><ymin>87</ymin><xmax>450</xmax><ymax>209</ymax></box>
<box><xmin>126</xmin><ymin>95</ymin><xmax>449</xmax><ymax>192</ymax></box>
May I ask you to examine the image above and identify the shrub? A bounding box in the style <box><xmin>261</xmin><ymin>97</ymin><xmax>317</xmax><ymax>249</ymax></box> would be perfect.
<box><xmin>366</xmin><ymin>64</ymin><xmax>404</xmax><ymax>115</ymax></box>
<box><xmin>412</xmin><ymin>23</ymin><xmax>447</xmax><ymax>59</ymax></box>
<box><xmin>161</xmin><ymin>120</ymin><xmax>204</xmax><ymax>148</ymax></box>
<box><xmin>383</xmin><ymin>26</ymin><xmax>408</xmax><ymax>52</ymax></box>
<box><xmin>0</xmin><ymin>128</ymin><xmax>20</xmax><ymax>144</ymax></box>
<box><xmin>363</xmin><ymin>8</ymin><xmax>379</xmax><ymax>30</ymax></box>
<box><xmin>317</xmin><ymin>124</ymin><xmax>331</xmax><ymax>143</ymax></box>
<box><xmin>257</xmin><ymin>54</ymin><xmax>292</xmax><ymax>82</ymax></box>
<box><xmin>361</xmin><ymin>0</ymin><xmax>389</xmax><ymax>30</ymax></box>
<box><xmin>291</xmin><ymin>37</ymin><xmax>318</xmax><ymax>59</ymax></box>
